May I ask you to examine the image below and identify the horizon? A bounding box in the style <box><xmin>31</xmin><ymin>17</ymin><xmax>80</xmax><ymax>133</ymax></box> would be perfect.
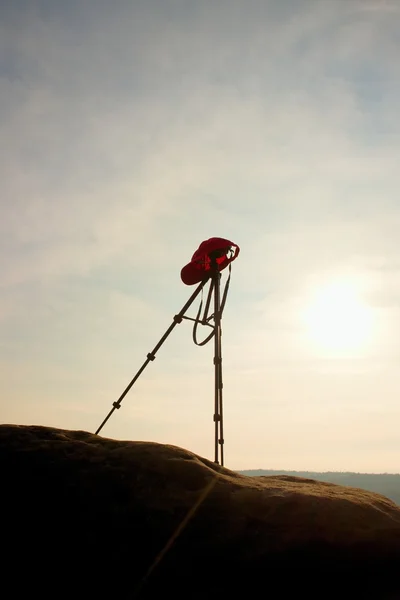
<box><xmin>1</xmin><ymin>0</ymin><xmax>400</xmax><ymax>474</ymax></box>
<box><xmin>238</xmin><ymin>467</ymin><xmax>400</xmax><ymax>475</ymax></box>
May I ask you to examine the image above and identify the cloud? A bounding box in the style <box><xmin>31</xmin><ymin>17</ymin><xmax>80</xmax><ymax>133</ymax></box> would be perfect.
<box><xmin>1</xmin><ymin>0</ymin><xmax>399</xmax><ymax>310</ymax></box>
<box><xmin>356</xmin><ymin>1</ymin><xmax>400</xmax><ymax>14</ymax></box>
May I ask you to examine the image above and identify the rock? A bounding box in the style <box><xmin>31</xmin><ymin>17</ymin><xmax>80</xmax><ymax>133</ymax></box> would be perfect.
<box><xmin>1</xmin><ymin>424</ymin><xmax>399</xmax><ymax>599</ymax></box>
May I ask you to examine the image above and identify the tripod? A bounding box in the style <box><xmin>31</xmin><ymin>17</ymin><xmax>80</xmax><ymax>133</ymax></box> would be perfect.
<box><xmin>95</xmin><ymin>259</ymin><xmax>230</xmax><ymax>466</ymax></box>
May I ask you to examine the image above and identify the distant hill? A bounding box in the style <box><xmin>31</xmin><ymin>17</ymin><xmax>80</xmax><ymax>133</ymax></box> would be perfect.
<box><xmin>239</xmin><ymin>470</ymin><xmax>400</xmax><ymax>506</ymax></box>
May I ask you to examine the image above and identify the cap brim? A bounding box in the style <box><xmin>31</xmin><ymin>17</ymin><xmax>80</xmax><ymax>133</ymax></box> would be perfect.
<box><xmin>180</xmin><ymin>262</ymin><xmax>209</xmax><ymax>285</ymax></box>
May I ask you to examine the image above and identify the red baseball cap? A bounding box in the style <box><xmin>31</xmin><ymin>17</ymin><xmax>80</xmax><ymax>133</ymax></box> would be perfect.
<box><xmin>180</xmin><ymin>237</ymin><xmax>240</xmax><ymax>285</ymax></box>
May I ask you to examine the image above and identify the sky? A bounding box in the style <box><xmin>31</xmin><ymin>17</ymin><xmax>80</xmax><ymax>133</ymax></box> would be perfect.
<box><xmin>1</xmin><ymin>0</ymin><xmax>400</xmax><ymax>473</ymax></box>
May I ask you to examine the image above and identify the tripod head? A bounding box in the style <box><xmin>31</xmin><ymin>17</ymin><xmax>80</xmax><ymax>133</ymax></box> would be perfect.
<box><xmin>209</xmin><ymin>247</ymin><xmax>231</xmax><ymax>263</ymax></box>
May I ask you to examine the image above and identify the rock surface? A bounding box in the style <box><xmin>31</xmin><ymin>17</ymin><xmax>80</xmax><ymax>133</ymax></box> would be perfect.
<box><xmin>1</xmin><ymin>424</ymin><xmax>400</xmax><ymax>599</ymax></box>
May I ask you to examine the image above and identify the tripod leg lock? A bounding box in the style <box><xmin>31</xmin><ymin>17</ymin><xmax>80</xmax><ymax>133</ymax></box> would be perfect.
<box><xmin>219</xmin><ymin>439</ymin><xmax>224</xmax><ymax>445</ymax></box>
<box><xmin>213</xmin><ymin>414</ymin><xmax>221</xmax><ymax>422</ymax></box>
<box><xmin>147</xmin><ymin>353</ymin><xmax>156</xmax><ymax>361</ymax></box>
<box><xmin>173</xmin><ymin>315</ymin><xmax>183</xmax><ymax>324</ymax></box>
<box><xmin>112</xmin><ymin>402</ymin><xmax>121</xmax><ymax>409</ymax></box>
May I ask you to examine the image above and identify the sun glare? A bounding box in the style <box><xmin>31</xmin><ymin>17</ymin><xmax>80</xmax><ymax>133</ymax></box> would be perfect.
<box><xmin>303</xmin><ymin>278</ymin><xmax>374</xmax><ymax>355</ymax></box>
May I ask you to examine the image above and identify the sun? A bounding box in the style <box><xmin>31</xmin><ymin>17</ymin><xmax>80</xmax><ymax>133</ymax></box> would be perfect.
<box><xmin>303</xmin><ymin>278</ymin><xmax>374</xmax><ymax>355</ymax></box>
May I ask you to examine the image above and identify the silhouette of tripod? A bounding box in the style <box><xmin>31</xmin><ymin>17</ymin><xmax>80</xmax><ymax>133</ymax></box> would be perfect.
<box><xmin>95</xmin><ymin>256</ymin><xmax>230</xmax><ymax>466</ymax></box>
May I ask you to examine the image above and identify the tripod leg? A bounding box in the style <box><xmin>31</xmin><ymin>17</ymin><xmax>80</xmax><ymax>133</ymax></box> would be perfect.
<box><xmin>218</xmin><ymin>331</ymin><xmax>224</xmax><ymax>467</ymax></box>
<box><xmin>212</xmin><ymin>267</ymin><xmax>223</xmax><ymax>465</ymax></box>
<box><xmin>95</xmin><ymin>278</ymin><xmax>208</xmax><ymax>435</ymax></box>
